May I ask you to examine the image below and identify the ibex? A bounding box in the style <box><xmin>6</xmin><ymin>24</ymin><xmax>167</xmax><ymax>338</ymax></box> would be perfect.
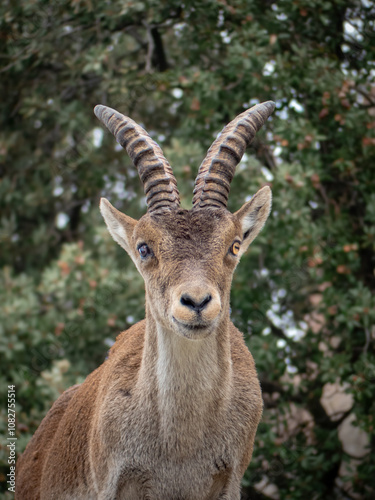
<box><xmin>16</xmin><ymin>100</ymin><xmax>275</xmax><ymax>500</ymax></box>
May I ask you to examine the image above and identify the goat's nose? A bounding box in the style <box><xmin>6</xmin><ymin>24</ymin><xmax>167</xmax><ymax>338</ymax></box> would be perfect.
<box><xmin>180</xmin><ymin>294</ymin><xmax>212</xmax><ymax>313</ymax></box>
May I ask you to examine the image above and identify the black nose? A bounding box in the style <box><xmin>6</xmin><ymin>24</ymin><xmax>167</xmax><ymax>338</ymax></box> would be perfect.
<box><xmin>180</xmin><ymin>294</ymin><xmax>212</xmax><ymax>313</ymax></box>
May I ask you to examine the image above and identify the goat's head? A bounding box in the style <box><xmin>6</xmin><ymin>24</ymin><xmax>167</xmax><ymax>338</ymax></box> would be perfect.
<box><xmin>95</xmin><ymin>102</ymin><xmax>274</xmax><ymax>340</ymax></box>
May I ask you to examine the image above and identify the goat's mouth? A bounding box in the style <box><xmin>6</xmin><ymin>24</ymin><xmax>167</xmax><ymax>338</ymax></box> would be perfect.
<box><xmin>172</xmin><ymin>317</ymin><xmax>214</xmax><ymax>339</ymax></box>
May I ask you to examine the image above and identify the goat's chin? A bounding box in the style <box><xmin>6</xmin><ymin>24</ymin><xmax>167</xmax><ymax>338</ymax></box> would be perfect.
<box><xmin>171</xmin><ymin>317</ymin><xmax>216</xmax><ymax>340</ymax></box>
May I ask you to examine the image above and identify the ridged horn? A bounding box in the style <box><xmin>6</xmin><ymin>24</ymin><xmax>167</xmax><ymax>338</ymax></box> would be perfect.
<box><xmin>192</xmin><ymin>101</ymin><xmax>275</xmax><ymax>209</ymax></box>
<box><xmin>94</xmin><ymin>105</ymin><xmax>180</xmax><ymax>212</ymax></box>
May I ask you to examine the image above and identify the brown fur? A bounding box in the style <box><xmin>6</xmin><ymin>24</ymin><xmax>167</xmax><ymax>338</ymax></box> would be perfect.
<box><xmin>16</xmin><ymin>188</ymin><xmax>271</xmax><ymax>500</ymax></box>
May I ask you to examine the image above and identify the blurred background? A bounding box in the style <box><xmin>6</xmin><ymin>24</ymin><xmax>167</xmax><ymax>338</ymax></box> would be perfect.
<box><xmin>1</xmin><ymin>0</ymin><xmax>374</xmax><ymax>498</ymax></box>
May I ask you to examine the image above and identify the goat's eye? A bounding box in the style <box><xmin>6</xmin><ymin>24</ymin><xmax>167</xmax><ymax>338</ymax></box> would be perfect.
<box><xmin>230</xmin><ymin>241</ymin><xmax>241</xmax><ymax>256</ymax></box>
<box><xmin>138</xmin><ymin>244</ymin><xmax>152</xmax><ymax>259</ymax></box>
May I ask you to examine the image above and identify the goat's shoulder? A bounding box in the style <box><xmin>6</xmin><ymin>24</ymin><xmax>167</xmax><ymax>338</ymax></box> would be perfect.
<box><xmin>16</xmin><ymin>383</ymin><xmax>80</xmax><ymax>499</ymax></box>
<box><xmin>108</xmin><ymin>319</ymin><xmax>145</xmax><ymax>360</ymax></box>
<box><xmin>229</xmin><ymin>323</ymin><xmax>257</xmax><ymax>371</ymax></box>
<box><xmin>229</xmin><ymin>322</ymin><xmax>263</xmax><ymax>411</ymax></box>
<box><xmin>103</xmin><ymin>319</ymin><xmax>145</xmax><ymax>385</ymax></box>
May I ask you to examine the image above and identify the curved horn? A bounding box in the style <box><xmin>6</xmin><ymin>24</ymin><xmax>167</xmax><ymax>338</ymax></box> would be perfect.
<box><xmin>192</xmin><ymin>101</ymin><xmax>275</xmax><ymax>209</ymax></box>
<box><xmin>94</xmin><ymin>105</ymin><xmax>180</xmax><ymax>212</ymax></box>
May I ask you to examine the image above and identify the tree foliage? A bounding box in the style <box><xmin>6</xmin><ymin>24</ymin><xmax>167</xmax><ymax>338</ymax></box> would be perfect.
<box><xmin>1</xmin><ymin>0</ymin><xmax>374</xmax><ymax>498</ymax></box>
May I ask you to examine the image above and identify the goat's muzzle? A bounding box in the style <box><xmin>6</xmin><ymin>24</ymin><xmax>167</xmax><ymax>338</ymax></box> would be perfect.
<box><xmin>171</xmin><ymin>283</ymin><xmax>221</xmax><ymax>339</ymax></box>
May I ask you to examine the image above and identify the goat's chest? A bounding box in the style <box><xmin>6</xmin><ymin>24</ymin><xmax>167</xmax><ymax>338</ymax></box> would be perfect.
<box><xmin>116</xmin><ymin>446</ymin><xmax>235</xmax><ymax>500</ymax></box>
<box><xmin>98</xmin><ymin>406</ymin><xmax>239</xmax><ymax>499</ymax></box>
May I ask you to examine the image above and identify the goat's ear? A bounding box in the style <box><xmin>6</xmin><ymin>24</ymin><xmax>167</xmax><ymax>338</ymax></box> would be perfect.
<box><xmin>234</xmin><ymin>186</ymin><xmax>272</xmax><ymax>257</ymax></box>
<box><xmin>100</xmin><ymin>198</ymin><xmax>137</xmax><ymax>255</ymax></box>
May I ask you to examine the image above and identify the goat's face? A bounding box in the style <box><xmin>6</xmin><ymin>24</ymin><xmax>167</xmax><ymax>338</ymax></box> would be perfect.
<box><xmin>134</xmin><ymin>208</ymin><xmax>238</xmax><ymax>339</ymax></box>
<box><xmin>100</xmin><ymin>186</ymin><xmax>271</xmax><ymax>340</ymax></box>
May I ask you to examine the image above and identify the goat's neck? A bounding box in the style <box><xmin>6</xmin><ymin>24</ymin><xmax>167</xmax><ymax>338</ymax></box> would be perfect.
<box><xmin>137</xmin><ymin>302</ymin><xmax>233</xmax><ymax>454</ymax></box>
